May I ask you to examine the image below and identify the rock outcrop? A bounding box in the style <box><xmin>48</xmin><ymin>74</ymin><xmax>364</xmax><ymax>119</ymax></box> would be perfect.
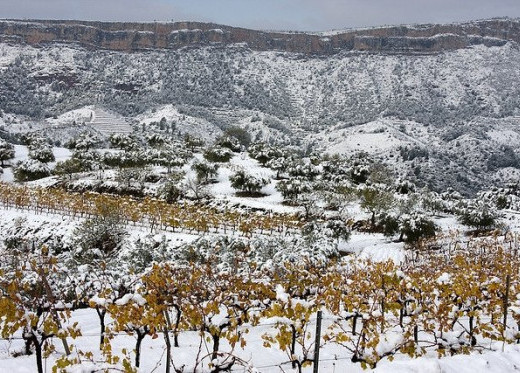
<box><xmin>0</xmin><ymin>18</ymin><xmax>519</xmax><ymax>54</ymax></box>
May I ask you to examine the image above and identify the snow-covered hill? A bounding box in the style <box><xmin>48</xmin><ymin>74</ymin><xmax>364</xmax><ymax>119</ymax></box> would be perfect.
<box><xmin>1</xmin><ymin>20</ymin><xmax>520</xmax><ymax>193</ymax></box>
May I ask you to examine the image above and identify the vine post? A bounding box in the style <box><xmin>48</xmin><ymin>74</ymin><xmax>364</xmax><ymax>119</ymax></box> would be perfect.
<box><xmin>313</xmin><ymin>310</ymin><xmax>323</xmax><ymax>373</ymax></box>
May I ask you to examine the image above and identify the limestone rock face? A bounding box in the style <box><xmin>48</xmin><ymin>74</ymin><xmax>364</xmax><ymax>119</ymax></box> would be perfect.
<box><xmin>0</xmin><ymin>18</ymin><xmax>518</xmax><ymax>54</ymax></box>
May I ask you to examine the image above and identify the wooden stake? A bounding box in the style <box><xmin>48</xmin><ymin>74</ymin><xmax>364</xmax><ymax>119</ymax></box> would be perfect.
<box><xmin>313</xmin><ymin>311</ymin><xmax>323</xmax><ymax>373</ymax></box>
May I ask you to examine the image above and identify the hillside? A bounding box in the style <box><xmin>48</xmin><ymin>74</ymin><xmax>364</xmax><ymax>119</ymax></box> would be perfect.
<box><xmin>1</xmin><ymin>18</ymin><xmax>520</xmax><ymax>193</ymax></box>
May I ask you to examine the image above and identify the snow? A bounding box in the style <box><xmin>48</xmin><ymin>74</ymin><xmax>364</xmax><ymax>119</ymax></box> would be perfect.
<box><xmin>115</xmin><ymin>293</ymin><xmax>146</xmax><ymax>306</ymax></box>
<box><xmin>45</xmin><ymin>106</ymin><xmax>95</xmax><ymax>127</ymax></box>
<box><xmin>436</xmin><ymin>272</ymin><xmax>452</xmax><ymax>285</ymax></box>
<box><xmin>136</xmin><ymin>104</ymin><xmax>222</xmax><ymax>143</ymax></box>
<box><xmin>340</xmin><ymin>233</ymin><xmax>406</xmax><ymax>263</ymax></box>
<box><xmin>207</xmin><ymin>153</ymin><xmax>298</xmax><ymax>214</ymax></box>
<box><xmin>2</xmin><ymin>307</ymin><xmax>520</xmax><ymax>372</ymax></box>
<box><xmin>318</xmin><ymin>120</ymin><xmax>415</xmax><ymax>157</ymax></box>
<box><xmin>275</xmin><ymin>284</ymin><xmax>289</xmax><ymax>303</ymax></box>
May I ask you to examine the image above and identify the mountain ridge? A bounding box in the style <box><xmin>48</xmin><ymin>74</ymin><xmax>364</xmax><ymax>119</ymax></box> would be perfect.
<box><xmin>1</xmin><ymin>18</ymin><xmax>519</xmax><ymax>54</ymax></box>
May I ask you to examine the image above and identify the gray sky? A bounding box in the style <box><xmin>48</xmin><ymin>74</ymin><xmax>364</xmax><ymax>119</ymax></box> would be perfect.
<box><xmin>3</xmin><ymin>0</ymin><xmax>520</xmax><ymax>31</ymax></box>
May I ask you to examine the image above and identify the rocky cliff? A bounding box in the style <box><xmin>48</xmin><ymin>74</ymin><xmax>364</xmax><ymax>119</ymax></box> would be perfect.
<box><xmin>0</xmin><ymin>18</ymin><xmax>519</xmax><ymax>54</ymax></box>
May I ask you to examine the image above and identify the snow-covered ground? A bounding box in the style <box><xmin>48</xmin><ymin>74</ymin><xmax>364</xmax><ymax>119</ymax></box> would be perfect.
<box><xmin>0</xmin><ymin>145</ymin><xmax>71</xmax><ymax>182</ymax></box>
<box><xmin>2</xmin><ymin>307</ymin><xmax>520</xmax><ymax>373</ymax></box>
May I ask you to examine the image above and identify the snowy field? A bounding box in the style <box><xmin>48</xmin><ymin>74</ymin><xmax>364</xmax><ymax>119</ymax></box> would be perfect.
<box><xmin>2</xmin><ymin>308</ymin><xmax>520</xmax><ymax>373</ymax></box>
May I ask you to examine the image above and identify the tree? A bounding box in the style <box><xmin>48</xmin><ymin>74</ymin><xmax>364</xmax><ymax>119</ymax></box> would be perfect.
<box><xmin>13</xmin><ymin>159</ymin><xmax>51</xmax><ymax>181</ymax></box>
<box><xmin>115</xmin><ymin>167</ymin><xmax>147</xmax><ymax>191</ymax></box>
<box><xmin>184</xmin><ymin>134</ymin><xmax>205</xmax><ymax>151</ymax></box>
<box><xmin>71</xmin><ymin>206</ymin><xmax>127</xmax><ymax>263</ymax></box>
<box><xmin>398</xmin><ymin>213</ymin><xmax>438</xmax><ymax>243</ymax></box>
<box><xmin>0</xmin><ymin>139</ymin><xmax>15</xmax><ymax>167</ymax></box>
<box><xmin>0</xmin><ymin>246</ymin><xmax>80</xmax><ymax>373</ymax></box>
<box><xmin>249</xmin><ymin>142</ymin><xmax>284</xmax><ymax>166</ymax></box>
<box><xmin>266</xmin><ymin>157</ymin><xmax>290</xmax><ymax>179</ymax></box>
<box><xmin>223</xmin><ymin>125</ymin><xmax>252</xmax><ymax>148</ymax></box>
<box><xmin>109</xmin><ymin>133</ymin><xmax>139</xmax><ymax>151</ymax></box>
<box><xmin>204</xmin><ymin>146</ymin><xmax>234</xmax><ymax>163</ymax></box>
<box><xmin>215</xmin><ymin>135</ymin><xmax>242</xmax><ymax>152</ymax></box>
<box><xmin>156</xmin><ymin>142</ymin><xmax>192</xmax><ymax>173</ymax></box>
<box><xmin>359</xmin><ymin>185</ymin><xmax>394</xmax><ymax>229</ymax></box>
<box><xmin>192</xmin><ymin>160</ymin><xmax>219</xmax><ymax>184</ymax></box>
<box><xmin>229</xmin><ymin>169</ymin><xmax>269</xmax><ymax>195</ymax></box>
<box><xmin>28</xmin><ymin>144</ymin><xmax>55</xmax><ymax>163</ymax></box>
<box><xmin>54</xmin><ymin>158</ymin><xmax>89</xmax><ymax>180</ymax></box>
<box><xmin>276</xmin><ymin>177</ymin><xmax>312</xmax><ymax>203</ymax></box>
<box><xmin>159</xmin><ymin>171</ymin><xmax>186</xmax><ymax>203</ymax></box>
<box><xmin>66</xmin><ymin>132</ymin><xmax>100</xmax><ymax>151</ymax></box>
<box><xmin>185</xmin><ymin>177</ymin><xmax>210</xmax><ymax>200</ymax></box>
<box><xmin>457</xmin><ymin>200</ymin><xmax>502</xmax><ymax>232</ymax></box>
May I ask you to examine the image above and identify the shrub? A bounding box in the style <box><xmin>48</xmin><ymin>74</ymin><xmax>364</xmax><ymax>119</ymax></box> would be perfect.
<box><xmin>203</xmin><ymin>146</ymin><xmax>234</xmax><ymax>163</ymax></box>
<box><xmin>457</xmin><ymin>201</ymin><xmax>501</xmax><ymax>231</ymax></box>
<box><xmin>54</xmin><ymin>158</ymin><xmax>90</xmax><ymax>179</ymax></box>
<box><xmin>399</xmin><ymin>213</ymin><xmax>438</xmax><ymax>243</ymax></box>
<box><xmin>276</xmin><ymin>177</ymin><xmax>312</xmax><ymax>202</ymax></box>
<box><xmin>72</xmin><ymin>213</ymin><xmax>127</xmax><ymax>263</ymax></box>
<box><xmin>0</xmin><ymin>139</ymin><xmax>15</xmax><ymax>166</ymax></box>
<box><xmin>229</xmin><ymin>169</ymin><xmax>269</xmax><ymax>194</ymax></box>
<box><xmin>223</xmin><ymin>126</ymin><xmax>252</xmax><ymax>148</ymax></box>
<box><xmin>13</xmin><ymin>159</ymin><xmax>51</xmax><ymax>181</ymax></box>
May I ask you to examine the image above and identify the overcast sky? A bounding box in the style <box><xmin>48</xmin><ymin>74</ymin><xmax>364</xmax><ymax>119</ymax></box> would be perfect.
<box><xmin>3</xmin><ymin>0</ymin><xmax>520</xmax><ymax>31</ymax></box>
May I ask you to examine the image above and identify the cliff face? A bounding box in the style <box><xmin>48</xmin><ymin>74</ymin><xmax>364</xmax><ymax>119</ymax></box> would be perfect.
<box><xmin>0</xmin><ymin>18</ymin><xmax>518</xmax><ymax>54</ymax></box>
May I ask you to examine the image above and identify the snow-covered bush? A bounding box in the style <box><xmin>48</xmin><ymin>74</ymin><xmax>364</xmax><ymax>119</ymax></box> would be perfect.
<box><xmin>351</xmin><ymin>164</ymin><xmax>370</xmax><ymax>184</ymax></box>
<box><xmin>103</xmin><ymin>150</ymin><xmax>148</xmax><ymax>168</ymax></box>
<box><xmin>215</xmin><ymin>134</ymin><xmax>242</xmax><ymax>152</ymax></box>
<box><xmin>13</xmin><ymin>159</ymin><xmax>51</xmax><ymax>181</ymax></box>
<box><xmin>229</xmin><ymin>169</ymin><xmax>269</xmax><ymax>195</ymax></box>
<box><xmin>66</xmin><ymin>132</ymin><xmax>100</xmax><ymax>151</ymax></box>
<box><xmin>223</xmin><ymin>125</ymin><xmax>252</xmax><ymax>148</ymax></box>
<box><xmin>300</xmin><ymin>221</ymin><xmax>343</xmax><ymax>259</ymax></box>
<box><xmin>145</xmin><ymin>133</ymin><xmax>167</xmax><ymax>147</ymax></box>
<box><xmin>320</xmin><ymin>154</ymin><xmax>352</xmax><ymax>183</ymax></box>
<box><xmin>159</xmin><ymin>171</ymin><xmax>186</xmax><ymax>202</ymax></box>
<box><xmin>115</xmin><ymin>167</ymin><xmax>147</xmax><ymax>190</ymax></box>
<box><xmin>72</xmin><ymin>214</ymin><xmax>127</xmax><ymax>263</ymax></box>
<box><xmin>399</xmin><ymin>212</ymin><xmax>438</xmax><ymax>243</ymax></box>
<box><xmin>359</xmin><ymin>184</ymin><xmax>394</xmax><ymax>228</ymax></box>
<box><xmin>266</xmin><ymin>156</ymin><xmax>291</xmax><ymax>179</ymax></box>
<box><xmin>276</xmin><ymin>177</ymin><xmax>312</xmax><ymax>202</ymax></box>
<box><xmin>155</xmin><ymin>143</ymin><xmax>192</xmax><ymax>171</ymax></box>
<box><xmin>203</xmin><ymin>145</ymin><xmax>234</xmax><ymax>163</ymax></box>
<box><xmin>120</xmin><ymin>234</ymin><xmax>170</xmax><ymax>273</ymax></box>
<box><xmin>28</xmin><ymin>145</ymin><xmax>55</xmax><ymax>163</ymax></box>
<box><xmin>54</xmin><ymin>158</ymin><xmax>90</xmax><ymax>179</ymax></box>
<box><xmin>249</xmin><ymin>142</ymin><xmax>284</xmax><ymax>165</ymax></box>
<box><xmin>0</xmin><ymin>139</ymin><xmax>15</xmax><ymax>166</ymax></box>
<box><xmin>109</xmin><ymin>133</ymin><xmax>139</xmax><ymax>151</ymax></box>
<box><xmin>71</xmin><ymin>148</ymin><xmax>101</xmax><ymax>172</ymax></box>
<box><xmin>457</xmin><ymin>201</ymin><xmax>502</xmax><ymax>231</ymax></box>
<box><xmin>286</xmin><ymin>158</ymin><xmax>320</xmax><ymax>180</ymax></box>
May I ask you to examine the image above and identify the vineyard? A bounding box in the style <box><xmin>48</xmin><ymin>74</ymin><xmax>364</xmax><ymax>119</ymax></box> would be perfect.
<box><xmin>0</xmin><ymin>183</ymin><xmax>304</xmax><ymax>237</ymax></box>
<box><xmin>1</xmin><ymin>234</ymin><xmax>520</xmax><ymax>372</ymax></box>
